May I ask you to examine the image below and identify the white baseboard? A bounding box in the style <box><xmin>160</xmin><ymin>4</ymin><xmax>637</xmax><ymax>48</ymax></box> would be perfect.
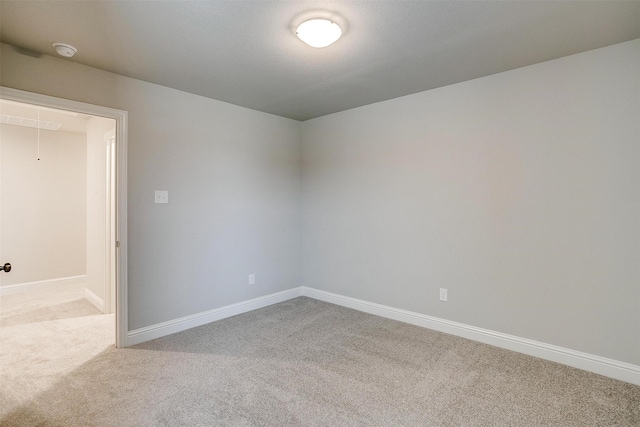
<box><xmin>126</xmin><ymin>287</ymin><xmax>303</xmax><ymax>346</ymax></box>
<box><xmin>122</xmin><ymin>284</ymin><xmax>639</xmax><ymax>386</ymax></box>
<box><xmin>84</xmin><ymin>287</ymin><xmax>104</xmax><ymax>312</ymax></box>
<box><xmin>301</xmin><ymin>286</ymin><xmax>640</xmax><ymax>386</ymax></box>
<box><xmin>0</xmin><ymin>275</ymin><xmax>87</xmax><ymax>296</ymax></box>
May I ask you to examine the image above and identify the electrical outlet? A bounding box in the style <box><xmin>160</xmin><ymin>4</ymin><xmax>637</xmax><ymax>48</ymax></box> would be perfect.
<box><xmin>248</xmin><ymin>274</ymin><xmax>255</xmax><ymax>285</ymax></box>
<box><xmin>439</xmin><ymin>288</ymin><xmax>448</xmax><ymax>302</ymax></box>
<box><xmin>154</xmin><ymin>190</ymin><xmax>168</xmax><ymax>204</ymax></box>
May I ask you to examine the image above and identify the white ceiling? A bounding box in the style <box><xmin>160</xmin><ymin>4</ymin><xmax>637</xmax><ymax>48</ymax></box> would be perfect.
<box><xmin>1</xmin><ymin>1</ymin><xmax>638</xmax><ymax>121</ymax></box>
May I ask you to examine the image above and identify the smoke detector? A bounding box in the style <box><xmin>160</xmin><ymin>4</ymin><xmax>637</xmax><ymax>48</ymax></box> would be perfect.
<box><xmin>52</xmin><ymin>43</ymin><xmax>77</xmax><ymax>58</ymax></box>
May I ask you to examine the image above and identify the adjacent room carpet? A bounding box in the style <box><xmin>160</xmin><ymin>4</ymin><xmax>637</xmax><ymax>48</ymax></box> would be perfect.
<box><xmin>1</xmin><ymin>291</ymin><xmax>639</xmax><ymax>426</ymax></box>
<box><xmin>0</xmin><ymin>282</ymin><xmax>114</xmax><ymax>422</ymax></box>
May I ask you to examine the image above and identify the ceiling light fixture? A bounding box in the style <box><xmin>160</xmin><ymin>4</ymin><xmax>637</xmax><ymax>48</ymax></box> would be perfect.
<box><xmin>296</xmin><ymin>19</ymin><xmax>342</xmax><ymax>48</ymax></box>
<box><xmin>52</xmin><ymin>42</ymin><xmax>77</xmax><ymax>58</ymax></box>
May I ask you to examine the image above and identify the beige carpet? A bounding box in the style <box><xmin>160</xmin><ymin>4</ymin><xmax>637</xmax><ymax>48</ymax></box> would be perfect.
<box><xmin>1</xmin><ymin>291</ymin><xmax>639</xmax><ymax>426</ymax></box>
<box><xmin>0</xmin><ymin>282</ymin><xmax>114</xmax><ymax>421</ymax></box>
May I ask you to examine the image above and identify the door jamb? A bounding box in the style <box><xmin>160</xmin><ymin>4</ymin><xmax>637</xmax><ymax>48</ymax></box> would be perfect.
<box><xmin>104</xmin><ymin>128</ymin><xmax>116</xmax><ymax>314</ymax></box>
<box><xmin>0</xmin><ymin>86</ymin><xmax>129</xmax><ymax>348</ymax></box>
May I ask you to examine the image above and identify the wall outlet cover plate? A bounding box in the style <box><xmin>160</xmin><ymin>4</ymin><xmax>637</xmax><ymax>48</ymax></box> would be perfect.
<box><xmin>155</xmin><ymin>190</ymin><xmax>168</xmax><ymax>204</ymax></box>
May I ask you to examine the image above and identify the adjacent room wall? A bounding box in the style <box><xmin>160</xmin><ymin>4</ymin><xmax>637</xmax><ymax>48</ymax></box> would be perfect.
<box><xmin>0</xmin><ymin>43</ymin><xmax>302</xmax><ymax>330</ymax></box>
<box><xmin>85</xmin><ymin>116</ymin><xmax>116</xmax><ymax>310</ymax></box>
<box><xmin>0</xmin><ymin>124</ymin><xmax>87</xmax><ymax>286</ymax></box>
<box><xmin>302</xmin><ymin>40</ymin><xmax>640</xmax><ymax>365</ymax></box>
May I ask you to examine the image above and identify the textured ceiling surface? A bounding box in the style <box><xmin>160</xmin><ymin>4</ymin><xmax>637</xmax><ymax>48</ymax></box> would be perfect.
<box><xmin>1</xmin><ymin>1</ymin><xmax>639</xmax><ymax>121</ymax></box>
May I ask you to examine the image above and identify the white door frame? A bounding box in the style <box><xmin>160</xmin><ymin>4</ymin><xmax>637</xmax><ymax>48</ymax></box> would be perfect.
<box><xmin>104</xmin><ymin>128</ymin><xmax>117</xmax><ymax>314</ymax></box>
<box><xmin>0</xmin><ymin>86</ymin><xmax>129</xmax><ymax>348</ymax></box>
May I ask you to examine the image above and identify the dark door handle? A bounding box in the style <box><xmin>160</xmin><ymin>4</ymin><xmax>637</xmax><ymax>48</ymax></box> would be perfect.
<box><xmin>1</xmin><ymin>263</ymin><xmax>11</xmax><ymax>273</ymax></box>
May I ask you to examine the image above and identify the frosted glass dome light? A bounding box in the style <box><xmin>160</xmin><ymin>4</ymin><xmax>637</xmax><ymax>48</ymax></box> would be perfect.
<box><xmin>296</xmin><ymin>19</ymin><xmax>342</xmax><ymax>48</ymax></box>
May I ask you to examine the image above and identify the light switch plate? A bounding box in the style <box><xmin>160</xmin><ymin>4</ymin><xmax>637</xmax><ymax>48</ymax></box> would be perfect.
<box><xmin>155</xmin><ymin>190</ymin><xmax>169</xmax><ymax>204</ymax></box>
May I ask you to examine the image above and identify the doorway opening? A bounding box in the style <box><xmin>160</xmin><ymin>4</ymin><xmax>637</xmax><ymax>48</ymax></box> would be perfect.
<box><xmin>0</xmin><ymin>87</ymin><xmax>127</xmax><ymax>347</ymax></box>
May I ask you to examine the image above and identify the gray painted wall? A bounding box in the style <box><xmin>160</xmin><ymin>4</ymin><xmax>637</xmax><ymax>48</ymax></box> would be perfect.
<box><xmin>2</xmin><ymin>40</ymin><xmax>638</xmax><ymax>366</ymax></box>
<box><xmin>301</xmin><ymin>40</ymin><xmax>640</xmax><ymax>365</ymax></box>
<box><xmin>1</xmin><ymin>43</ymin><xmax>302</xmax><ymax>329</ymax></box>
